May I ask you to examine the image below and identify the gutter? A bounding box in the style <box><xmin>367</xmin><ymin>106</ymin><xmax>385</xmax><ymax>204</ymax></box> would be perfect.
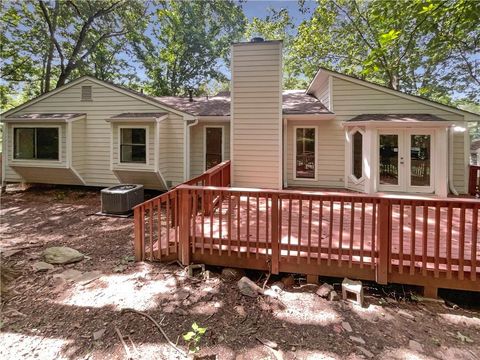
<box><xmin>184</xmin><ymin>118</ymin><xmax>199</xmax><ymax>181</ymax></box>
<box><xmin>448</xmin><ymin>127</ymin><xmax>459</xmax><ymax>196</ymax></box>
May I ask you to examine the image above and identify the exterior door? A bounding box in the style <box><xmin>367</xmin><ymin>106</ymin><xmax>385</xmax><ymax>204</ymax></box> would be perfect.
<box><xmin>205</xmin><ymin>127</ymin><xmax>223</xmax><ymax>170</ymax></box>
<box><xmin>378</xmin><ymin>129</ymin><xmax>434</xmax><ymax>193</ymax></box>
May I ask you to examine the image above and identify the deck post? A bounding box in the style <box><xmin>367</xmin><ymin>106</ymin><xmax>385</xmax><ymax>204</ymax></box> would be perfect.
<box><xmin>376</xmin><ymin>199</ymin><xmax>390</xmax><ymax>284</ymax></box>
<box><xmin>179</xmin><ymin>188</ymin><xmax>191</xmax><ymax>265</ymax></box>
<box><xmin>134</xmin><ymin>207</ymin><xmax>144</xmax><ymax>261</ymax></box>
<box><xmin>271</xmin><ymin>194</ymin><xmax>280</xmax><ymax>275</ymax></box>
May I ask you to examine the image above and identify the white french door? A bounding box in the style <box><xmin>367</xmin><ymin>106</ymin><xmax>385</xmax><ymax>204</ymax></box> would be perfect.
<box><xmin>378</xmin><ymin>129</ymin><xmax>434</xmax><ymax>193</ymax></box>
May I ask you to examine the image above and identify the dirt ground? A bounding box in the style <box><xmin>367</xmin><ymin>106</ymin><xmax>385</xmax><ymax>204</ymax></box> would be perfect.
<box><xmin>1</xmin><ymin>185</ymin><xmax>479</xmax><ymax>360</ymax></box>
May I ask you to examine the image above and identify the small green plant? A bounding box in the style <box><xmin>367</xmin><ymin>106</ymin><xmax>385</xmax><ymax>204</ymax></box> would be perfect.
<box><xmin>182</xmin><ymin>322</ymin><xmax>207</xmax><ymax>353</ymax></box>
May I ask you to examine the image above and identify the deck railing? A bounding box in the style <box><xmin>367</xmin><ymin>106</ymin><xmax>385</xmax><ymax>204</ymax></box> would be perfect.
<box><xmin>469</xmin><ymin>165</ymin><xmax>480</xmax><ymax>196</ymax></box>
<box><xmin>133</xmin><ymin>161</ymin><xmax>231</xmax><ymax>261</ymax></box>
<box><xmin>133</xmin><ymin>163</ymin><xmax>479</xmax><ymax>293</ymax></box>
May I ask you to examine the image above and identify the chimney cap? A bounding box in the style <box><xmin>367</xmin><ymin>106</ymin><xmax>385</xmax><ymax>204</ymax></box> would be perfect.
<box><xmin>250</xmin><ymin>37</ymin><xmax>265</xmax><ymax>43</ymax></box>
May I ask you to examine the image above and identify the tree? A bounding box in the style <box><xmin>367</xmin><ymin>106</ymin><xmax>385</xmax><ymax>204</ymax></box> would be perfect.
<box><xmin>291</xmin><ymin>0</ymin><xmax>480</xmax><ymax>103</ymax></box>
<box><xmin>38</xmin><ymin>0</ymin><xmax>148</xmax><ymax>89</ymax></box>
<box><xmin>1</xmin><ymin>0</ymin><xmax>148</xmax><ymax>110</ymax></box>
<box><xmin>245</xmin><ymin>8</ymin><xmax>308</xmax><ymax>89</ymax></box>
<box><xmin>131</xmin><ymin>0</ymin><xmax>246</xmax><ymax>96</ymax></box>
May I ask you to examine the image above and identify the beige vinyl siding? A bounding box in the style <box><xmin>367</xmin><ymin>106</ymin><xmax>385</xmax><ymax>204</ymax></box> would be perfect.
<box><xmin>4</xmin><ymin>79</ymin><xmax>185</xmax><ymax>189</ymax></box>
<box><xmin>312</xmin><ymin>75</ymin><xmax>330</xmax><ymax>110</ymax></box>
<box><xmin>190</xmin><ymin>122</ymin><xmax>230</xmax><ymax>178</ymax></box>
<box><xmin>5</xmin><ymin>122</ymin><xmax>68</xmax><ymax>183</ymax></box>
<box><xmin>160</xmin><ymin>114</ymin><xmax>185</xmax><ymax>185</ymax></box>
<box><xmin>286</xmin><ymin>120</ymin><xmax>345</xmax><ymax>188</ymax></box>
<box><xmin>11</xmin><ymin>166</ymin><xmax>83</xmax><ymax>185</ymax></box>
<box><xmin>113</xmin><ymin>170</ymin><xmax>164</xmax><ymax>190</ymax></box>
<box><xmin>332</xmin><ymin>77</ymin><xmax>468</xmax><ymax>193</ymax></box>
<box><xmin>231</xmin><ymin>42</ymin><xmax>282</xmax><ymax>189</ymax></box>
<box><xmin>71</xmin><ymin>118</ymin><xmax>86</xmax><ymax>176</ymax></box>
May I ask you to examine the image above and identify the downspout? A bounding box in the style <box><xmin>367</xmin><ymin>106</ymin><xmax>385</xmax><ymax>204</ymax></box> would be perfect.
<box><xmin>184</xmin><ymin>118</ymin><xmax>199</xmax><ymax>181</ymax></box>
<box><xmin>155</xmin><ymin>116</ymin><xmax>169</xmax><ymax>190</ymax></box>
<box><xmin>448</xmin><ymin>126</ymin><xmax>459</xmax><ymax>196</ymax></box>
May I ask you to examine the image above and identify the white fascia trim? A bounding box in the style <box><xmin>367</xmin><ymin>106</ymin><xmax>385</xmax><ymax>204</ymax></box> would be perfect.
<box><xmin>343</xmin><ymin>121</ymin><xmax>455</xmax><ymax>128</ymax></box>
<box><xmin>106</xmin><ymin>114</ymin><xmax>168</xmax><ymax>123</ymax></box>
<box><xmin>2</xmin><ymin>115</ymin><xmax>86</xmax><ymax>123</ymax></box>
<box><xmin>196</xmin><ymin>116</ymin><xmax>230</xmax><ymax>122</ymax></box>
<box><xmin>284</xmin><ymin>114</ymin><xmax>335</xmax><ymax>121</ymax></box>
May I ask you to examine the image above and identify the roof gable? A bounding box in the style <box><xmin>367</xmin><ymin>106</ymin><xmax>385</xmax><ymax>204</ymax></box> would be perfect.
<box><xmin>307</xmin><ymin>67</ymin><xmax>480</xmax><ymax>120</ymax></box>
<box><xmin>1</xmin><ymin>76</ymin><xmax>195</xmax><ymax>119</ymax></box>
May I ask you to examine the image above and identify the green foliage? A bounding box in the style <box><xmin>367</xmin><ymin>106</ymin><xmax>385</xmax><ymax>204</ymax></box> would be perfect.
<box><xmin>182</xmin><ymin>322</ymin><xmax>207</xmax><ymax>353</ymax></box>
<box><xmin>131</xmin><ymin>0</ymin><xmax>245</xmax><ymax>96</ymax></box>
<box><xmin>245</xmin><ymin>8</ymin><xmax>306</xmax><ymax>89</ymax></box>
<box><xmin>291</xmin><ymin>0</ymin><xmax>480</xmax><ymax>103</ymax></box>
<box><xmin>1</xmin><ymin>0</ymin><xmax>148</xmax><ymax>110</ymax></box>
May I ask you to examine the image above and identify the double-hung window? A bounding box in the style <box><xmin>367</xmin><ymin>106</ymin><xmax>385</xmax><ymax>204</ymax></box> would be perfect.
<box><xmin>295</xmin><ymin>127</ymin><xmax>316</xmax><ymax>179</ymax></box>
<box><xmin>14</xmin><ymin>127</ymin><xmax>59</xmax><ymax>160</ymax></box>
<box><xmin>120</xmin><ymin>128</ymin><xmax>146</xmax><ymax>163</ymax></box>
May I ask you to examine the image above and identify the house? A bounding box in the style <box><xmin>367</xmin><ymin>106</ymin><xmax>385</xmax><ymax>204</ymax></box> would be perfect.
<box><xmin>2</xmin><ymin>39</ymin><xmax>479</xmax><ymax>197</ymax></box>
<box><xmin>471</xmin><ymin>138</ymin><xmax>480</xmax><ymax>165</ymax></box>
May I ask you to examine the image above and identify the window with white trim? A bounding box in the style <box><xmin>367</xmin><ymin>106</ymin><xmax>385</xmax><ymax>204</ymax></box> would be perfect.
<box><xmin>14</xmin><ymin>127</ymin><xmax>59</xmax><ymax>160</ymax></box>
<box><xmin>352</xmin><ymin>130</ymin><xmax>363</xmax><ymax>180</ymax></box>
<box><xmin>295</xmin><ymin>127</ymin><xmax>316</xmax><ymax>179</ymax></box>
<box><xmin>120</xmin><ymin>128</ymin><xmax>146</xmax><ymax>163</ymax></box>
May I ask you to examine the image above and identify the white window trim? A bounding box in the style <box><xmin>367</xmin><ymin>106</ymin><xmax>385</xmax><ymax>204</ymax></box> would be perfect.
<box><xmin>347</xmin><ymin>127</ymin><xmax>366</xmax><ymax>184</ymax></box>
<box><xmin>11</xmin><ymin>124</ymin><xmax>63</xmax><ymax>164</ymax></box>
<box><xmin>117</xmin><ymin>125</ymin><xmax>150</xmax><ymax>167</ymax></box>
<box><xmin>203</xmin><ymin>125</ymin><xmax>224</xmax><ymax>171</ymax></box>
<box><xmin>293</xmin><ymin>126</ymin><xmax>318</xmax><ymax>181</ymax></box>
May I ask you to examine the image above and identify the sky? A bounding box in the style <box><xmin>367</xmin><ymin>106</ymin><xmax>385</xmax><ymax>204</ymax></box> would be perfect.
<box><xmin>242</xmin><ymin>0</ymin><xmax>312</xmax><ymax>25</ymax></box>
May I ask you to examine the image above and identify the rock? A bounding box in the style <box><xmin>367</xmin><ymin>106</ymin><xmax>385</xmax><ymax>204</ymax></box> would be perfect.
<box><xmin>328</xmin><ymin>290</ymin><xmax>340</xmax><ymax>301</ymax></box>
<box><xmin>56</xmin><ymin>269</ymin><xmax>82</xmax><ymax>282</ymax></box>
<box><xmin>341</xmin><ymin>321</ymin><xmax>353</xmax><ymax>332</ymax></box>
<box><xmin>93</xmin><ymin>329</ymin><xmax>106</xmax><ymax>341</ymax></box>
<box><xmin>43</xmin><ymin>247</ymin><xmax>84</xmax><ymax>264</ymax></box>
<box><xmin>32</xmin><ymin>261</ymin><xmax>54</xmax><ymax>272</ymax></box>
<box><xmin>357</xmin><ymin>346</ymin><xmax>374</xmax><ymax>358</ymax></box>
<box><xmin>398</xmin><ymin>310</ymin><xmax>415</xmax><ymax>321</ymax></box>
<box><xmin>237</xmin><ymin>276</ymin><xmax>263</xmax><ymax>297</ymax></box>
<box><xmin>349</xmin><ymin>336</ymin><xmax>366</xmax><ymax>345</ymax></box>
<box><xmin>316</xmin><ymin>283</ymin><xmax>334</xmax><ymax>298</ymax></box>
<box><xmin>77</xmin><ymin>271</ymin><xmax>102</xmax><ymax>285</ymax></box>
<box><xmin>256</xmin><ymin>337</ymin><xmax>278</xmax><ymax>349</ymax></box>
<box><xmin>281</xmin><ymin>275</ymin><xmax>295</xmax><ymax>287</ymax></box>
<box><xmin>409</xmin><ymin>339</ymin><xmax>423</xmax><ymax>352</ymax></box>
<box><xmin>263</xmin><ymin>289</ymin><xmax>279</xmax><ymax>298</ymax></box>
<box><xmin>221</xmin><ymin>268</ymin><xmax>245</xmax><ymax>282</ymax></box>
<box><xmin>113</xmin><ymin>265</ymin><xmax>125</xmax><ymax>273</ymax></box>
<box><xmin>2</xmin><ymin>249</ymin><xmax>22</xmax><ymax>257</ymax></box>
<box><xmin>174</xmin><ymin>308</ymin><xmax>188</xmax><ymax>316</ymax></box>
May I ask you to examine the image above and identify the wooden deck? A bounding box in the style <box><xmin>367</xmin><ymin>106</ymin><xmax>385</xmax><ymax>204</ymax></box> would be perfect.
<box><xmin>134</xmin><ymin>161</ymin><xmax>480</xmax><ymax>296</ymax></box>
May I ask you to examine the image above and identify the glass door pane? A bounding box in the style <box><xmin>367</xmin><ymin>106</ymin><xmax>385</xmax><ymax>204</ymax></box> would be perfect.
<box><xmin>206</xmin><ymin>127</ymin><xmax>222</xmax><ymax>169</ymax></box>
<box><xmin>410</xmin><ymin>134</ymin><xmax>431</xmax><ymax>186</ymax></box>
<box><xmin>379</xmin><ymin>134</ymin><xmax>399</xmax><ymax>185</ymax></box>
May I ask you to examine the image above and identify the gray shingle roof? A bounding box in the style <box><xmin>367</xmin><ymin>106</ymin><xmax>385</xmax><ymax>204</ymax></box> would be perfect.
<box><xmin>154</xmin><ymin>90</ymin><xmax>331</xmax><ymax>116</ymax></box>
<box><xmin>6</xmin><ymin>113</ymin><xmax>86</xmax><ymax>120</ymax></box>
<box><xmin>346</xmin><ymin>114</ymin><xmax>448</xmax><ymax>122</ymax></box>
<box><xmin>110</xmin><ymin>112</ymin><xmax>168</xmax><ymax>119</ymax></box>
